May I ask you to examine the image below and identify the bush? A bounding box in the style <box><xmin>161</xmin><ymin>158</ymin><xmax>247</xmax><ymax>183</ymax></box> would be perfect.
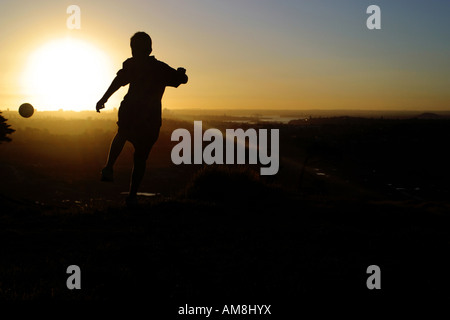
<box><xmin>0</xmin><ymin>112</ymin><xmax>14</xmax><ymax>143</ymax></box>
<box><xmin>184</xmin><ymin>165</ymin><xmax>271</xmax><ymax>203</ymax></box>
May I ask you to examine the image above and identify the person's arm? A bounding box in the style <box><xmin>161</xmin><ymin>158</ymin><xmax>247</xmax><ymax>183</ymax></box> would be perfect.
<box><xmin>163</xmin><ymin>63</ymin><xmax>188</xmax><ymax>88</ymax></box>
<box><xmin>96</xmin><ymin>77</ymin><xmax>123</xmax><ymax>112</ymax></box>
<box><xmin>175</xmin><ymin>68</ymin><xmax>188</xmax><ymax>86</ymax></box>
<box><xmin>96</xmin><ymin>59</ymin><xmax>132</xmax><ymax>112</ymax></box>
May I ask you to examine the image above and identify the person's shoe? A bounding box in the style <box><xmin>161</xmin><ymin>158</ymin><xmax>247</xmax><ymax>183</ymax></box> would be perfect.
<box><xmin>101</xmin><ymin>167</ymin><xmax>114</xmax><ymax>182</ymax></box>
<box><xmin>125</xmin><ymin>195</ymin><xmax>139</xmax><ymax>209</ymax></box>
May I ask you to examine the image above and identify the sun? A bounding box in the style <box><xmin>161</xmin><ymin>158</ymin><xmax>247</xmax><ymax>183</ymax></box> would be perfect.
<box><xmin>22</xmin><ymin>38</ymin><xmax>114</xmax><ymax>111</ymax></box>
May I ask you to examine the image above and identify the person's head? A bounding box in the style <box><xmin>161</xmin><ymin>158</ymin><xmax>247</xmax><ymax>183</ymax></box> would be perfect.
<box><xmin>130</xmin><ymin>32</ymin><xmax>152</xmax><ymax>58</ymax></box>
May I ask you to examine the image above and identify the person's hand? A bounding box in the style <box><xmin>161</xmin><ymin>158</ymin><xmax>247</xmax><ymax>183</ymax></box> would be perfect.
<box><xmin>177</xmin><ymin>68</ymin><xmax>188</xmax><ymax>84</ymax></box>
<box><xmin>96</xmin><ymin>98</ymin><xmax>107</xmax><ymax>113</ymax></box>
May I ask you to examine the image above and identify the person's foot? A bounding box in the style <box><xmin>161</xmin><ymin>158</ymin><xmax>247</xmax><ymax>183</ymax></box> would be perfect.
<box><xmin>101</xmin><ymin>167</ymin><xmax>114</xmax><ymax>182</ymax></box>
<box><xmin>125</xmin><ymin>195</ymin><xmax>139</xmax><ymax>209</ymax></box>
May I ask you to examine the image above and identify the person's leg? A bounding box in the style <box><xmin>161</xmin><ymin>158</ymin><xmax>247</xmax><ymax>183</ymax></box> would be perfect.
<box><xmin>101</xmin><ymin>132</ymin><xmax>126</xmax><ymax>181</ymax></box>
<box><xmin>105</xmin><ymin>132</ymin><xmax>127</xmax><ymax>168</ymax></box>
<box><xmin>127</xmin><ymin>129</ymin><xmax>159</xmax><ymax>205</ymax></box>
<box><xmin>129</xmin><ymin>151</ymin><xmax>147</xmax><ymax>198</ymax></box>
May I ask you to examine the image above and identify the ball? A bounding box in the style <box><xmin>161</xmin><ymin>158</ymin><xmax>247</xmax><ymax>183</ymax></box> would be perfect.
<box><xmin>19</xmin><ymin>103</ymin><xmax>34</xmax><ymax>118</ymax></box>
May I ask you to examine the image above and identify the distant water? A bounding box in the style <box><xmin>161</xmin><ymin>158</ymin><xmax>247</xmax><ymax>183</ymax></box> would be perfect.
<box><xmin>229</xmin><ymin>116</ymin><xmax>305</xmax><ymax>124</ymax></box>
<box><xmin>262</xmin><ymin>117</ymin><xmax>303</xmax><ymax>123</ymax></box>
<box><xmin>120</xmin><ymin>192</ymin><xmax>160</xmax><ymax>197</ymax></box>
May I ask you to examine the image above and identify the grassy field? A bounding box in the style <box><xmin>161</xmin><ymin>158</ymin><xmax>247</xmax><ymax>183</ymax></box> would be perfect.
<box><xmin>1</xmin><ymin>113</ymin><xmax>450</xmax><ymax>311</ymax></box>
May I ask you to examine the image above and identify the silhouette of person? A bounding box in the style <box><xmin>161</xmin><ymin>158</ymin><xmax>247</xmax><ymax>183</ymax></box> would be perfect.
<box><xmin>96</xmin><ymin>31</ymin><xmax>188</xmax><ymax>207</ymax></box>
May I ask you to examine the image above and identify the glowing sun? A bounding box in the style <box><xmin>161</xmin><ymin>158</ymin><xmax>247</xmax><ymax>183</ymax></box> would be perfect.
<box><xmin>22</xmin><ymin>38</ymin><xmax>114</xmax><ymax>111</ymax></box>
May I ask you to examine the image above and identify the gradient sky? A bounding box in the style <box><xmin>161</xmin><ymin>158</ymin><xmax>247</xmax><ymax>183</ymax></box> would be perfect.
<box><xmin>1</xmin><ymin>0</ymin><xmax>450</xmax><ymax>111</ymax></box>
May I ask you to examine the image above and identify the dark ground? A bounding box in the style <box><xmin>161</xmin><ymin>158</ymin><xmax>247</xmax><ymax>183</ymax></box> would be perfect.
<box><xmin>1</xmin><ymin>114</ymin><xmax>450</xmax><ymax>313</ymax></box>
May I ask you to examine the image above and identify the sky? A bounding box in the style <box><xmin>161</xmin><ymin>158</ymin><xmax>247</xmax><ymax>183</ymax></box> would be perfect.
<box><xmin>0</xmin><ymin>0</ymin><xmax>450</xmax><ymax>111</ymax></box>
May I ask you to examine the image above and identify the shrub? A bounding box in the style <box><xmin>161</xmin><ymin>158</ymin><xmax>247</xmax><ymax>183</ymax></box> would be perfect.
<box><xmin>184</xmin><ymin>165</ymin><xmax>270</xmax><ymax>203</ymax></box>
<box><xmin>0</xmin><ymin>111</ymin><xmax>14</xmax><ymax>143</ymax></box>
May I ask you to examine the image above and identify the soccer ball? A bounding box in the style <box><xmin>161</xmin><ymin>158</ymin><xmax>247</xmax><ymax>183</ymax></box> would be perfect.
<box><xmin>19</xmin><ymin>103</ymin><xmax>34</xmax><ymax>118</ymax></box>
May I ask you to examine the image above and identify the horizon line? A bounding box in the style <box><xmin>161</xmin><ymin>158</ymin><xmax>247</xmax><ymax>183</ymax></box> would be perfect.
<box><xmin>2</xmin><ymin>108</ymin><xmax>450</xmax><ymax>113</ymax></box>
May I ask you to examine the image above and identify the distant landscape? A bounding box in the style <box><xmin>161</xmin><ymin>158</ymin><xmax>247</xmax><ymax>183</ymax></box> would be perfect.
<box><xmin>1</xmin><ymin>109</ymin><xmax>449</xmax><ymax>307</ymax></box>
<box><xmin>2</xmin><ymin>108</ymin><xmax>449</xmax><ymax>204</ymax></box>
